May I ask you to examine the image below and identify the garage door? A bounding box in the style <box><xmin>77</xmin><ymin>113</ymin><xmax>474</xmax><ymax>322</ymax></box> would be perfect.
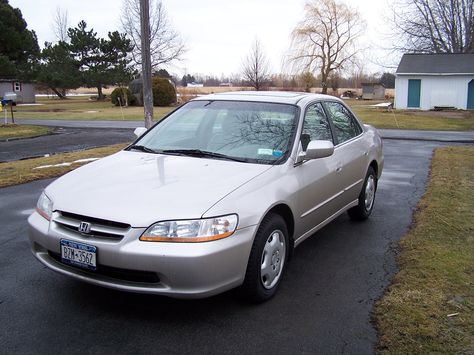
<box><xmin>468</xmin><ymin>79</ymin><xmax>474</xmax><ymax>109</ymax></box>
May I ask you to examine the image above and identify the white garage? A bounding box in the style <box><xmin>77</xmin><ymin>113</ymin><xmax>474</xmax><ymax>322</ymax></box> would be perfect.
<box><xmin>395</xmin><ymin>53</ymin><xmax>474</xmax><ymax>110</ymax></box>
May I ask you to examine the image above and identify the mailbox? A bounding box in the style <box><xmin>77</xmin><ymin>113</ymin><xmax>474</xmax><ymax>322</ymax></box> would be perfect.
<box><xmin>2</xmin><ymin>92</ymin><xmax>19</xmax><ymax>105</ymax></box>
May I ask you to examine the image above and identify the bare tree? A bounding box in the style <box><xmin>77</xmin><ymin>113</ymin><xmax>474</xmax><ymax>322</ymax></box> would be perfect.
<box><xmin>242</xmin><ymin>39</ymin><xmax>270</xmax><ymax>91</ymax></box>
<box><xmin>120</xmin><ymin>0</ymin><xmax>185</xmax><ymax>69</ymax></box>
<box><xmin>391</xmin><ymin>0</ymin><xmax>474</xmax><ymax>53</ymax></box>
<box><xmin>51</xmin><ymin>7</ymin><xmax>69</xmax><ymax>42</ymax></box>
<box><xmin>289</xmin><ymin>0</ymin><xmax>365</xmax><ymax>94</ymax></box>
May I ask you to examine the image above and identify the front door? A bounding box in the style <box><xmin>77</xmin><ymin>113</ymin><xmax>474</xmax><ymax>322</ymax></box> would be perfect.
<box><xmin>407</xmin><ymin>79</ymin><xmax>421</xmax><ymax>108</ymax></box>
<box><xmin>295</xmin><ymin>102</ymin><xmax>341</xmax><ymax>239</ymax></box>
<box><xmin>468</xmin><ymin>79</ymin><xmax>474</xmax><ymax>109</ymax></box>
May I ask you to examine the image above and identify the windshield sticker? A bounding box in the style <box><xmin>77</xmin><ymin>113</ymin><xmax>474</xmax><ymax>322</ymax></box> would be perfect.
<box><xmin>258</xmin><ymin>148</ymin><xmax>273</xmax><ymax>156</ymax></box>
<box><xmin>257</xmin><ymin>149</ymin><xmax>283</xmax><ymax>157</ymax></box>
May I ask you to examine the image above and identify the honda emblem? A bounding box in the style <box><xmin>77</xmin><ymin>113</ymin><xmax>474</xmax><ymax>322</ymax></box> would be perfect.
<box><xmin>78</xmin><ymin>222</ymin><xmax>91</xmax><ymax>234</ymax></box>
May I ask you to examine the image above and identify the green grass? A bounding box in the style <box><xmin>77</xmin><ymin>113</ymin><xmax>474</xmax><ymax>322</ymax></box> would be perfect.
<box><xmin>348</xmin><ymin>100</ymin><xmax>474</xmax><ymax>131</ymax></box>
<box><xmin>0</xmin><ymin>143</ymin><xmax>127</xmax><ymax>188</ymax></box>
<box><xmin>0</xmin><ymin>124</ymin><xmax>51</xmax><ymax>139</ymax></box>
<box><xmin>15</xmin><ymin>96</ymin><xmax>174</xmax><ymax>120</ymax></box>
<box><xmin>375</xmin><ymin>146</ymin><xmax>474</xmax><ymax>353</ymax></box>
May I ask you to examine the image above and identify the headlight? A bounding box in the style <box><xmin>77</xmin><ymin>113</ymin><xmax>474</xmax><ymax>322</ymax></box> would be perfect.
<box><xmin>36</xmin><ymin>191</ymin><xmax>53</xmax><ymax>221</ymax></box>
<box><xmin>140</xmin><ymin>214</ymin><xmax>238</xmax><ymax>242</ymax></box>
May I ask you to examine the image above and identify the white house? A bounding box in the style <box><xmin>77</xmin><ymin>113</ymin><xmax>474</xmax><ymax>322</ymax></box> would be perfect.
<box><xmin>0</xmin><ymin>79</ymin><xmax>36</xmax><ymax>103</ymax></box>
<box><xmin>395</xmin><ymin>53</ymin><xmax>474</xmax><ymax>110</ymax></box>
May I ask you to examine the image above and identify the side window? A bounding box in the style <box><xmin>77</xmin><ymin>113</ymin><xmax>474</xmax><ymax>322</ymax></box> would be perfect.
<box><xmin>324</xmin><ymin>101</ymin><xmax>362</xmax><ymax>144</ymax></box>
<box><xmin>301</xmin><ymin>102</ymin><xmax>333</xmax><ymax>151</ymax></box>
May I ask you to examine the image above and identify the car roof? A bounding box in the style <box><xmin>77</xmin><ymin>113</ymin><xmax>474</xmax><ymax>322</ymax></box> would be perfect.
<box><xmin>191</xmin><ymin>91</ymin><xmax>336</xmax><ymax>105</ymax></box>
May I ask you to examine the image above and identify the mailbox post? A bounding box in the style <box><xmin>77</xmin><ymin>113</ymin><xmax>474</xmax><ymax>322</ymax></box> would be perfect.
<box><xmin>1</xmin><ymin>99</ymin><xmax>15</xmax><ymax>124</ymax></box>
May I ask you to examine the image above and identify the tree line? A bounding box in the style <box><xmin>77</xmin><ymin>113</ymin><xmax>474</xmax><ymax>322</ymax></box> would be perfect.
<box><xmin>0</xmin><ymin>0</ymin><xmax>183</xmax><ymax>100</ymax></box>
<box><xmin>0</xmin><ymin>2</ymin><xmax>134</xmax><ymax>99</ymax></box>
<box><xmin>241</xmin><ymin>0</ymin><xmax>473</xmax><ymax>93</ymax></box>
<box><xmin>1</xmin><ymin>0</ymin><xmax>472</xmax><ymax>99</ymax></box>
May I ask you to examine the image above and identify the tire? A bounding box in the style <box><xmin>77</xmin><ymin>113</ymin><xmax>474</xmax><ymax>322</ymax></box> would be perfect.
<box><xmin>240</xmin><ymin>213</ymin><xmax>289</xmax><ymax>303</ymax></box>
<box><xmin>348</xmin><ymin>166</ymin><xmax>377</xmax><ymax>221</ymax></box>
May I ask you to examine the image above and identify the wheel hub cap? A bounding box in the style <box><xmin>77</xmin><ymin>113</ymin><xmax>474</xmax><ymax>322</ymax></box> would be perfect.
<box><xmin>261</xmin><ymin>230</ymin><xmax>286</xmax><ymax>289</ymax></box>
<box><xmin>364</xmin><ymin>175</ymin><xmax>375</xmax><ymax>211</ymax></box>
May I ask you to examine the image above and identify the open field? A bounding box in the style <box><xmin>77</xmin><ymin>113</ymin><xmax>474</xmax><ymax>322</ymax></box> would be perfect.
<box><xmin>0</xmin><ymin>143</ymin><xmax>126</xmax><ymax>188</ymax></box>
<box><xmin>15</xmin><ymin>96</ymin><xmax>174</xmax><ymax>120</ymax></box>
<box><xmin>0</xmin><ymin>124</ymin><xmax>51</xmax><ymax>140</ymax></box>
<box><xmin>12</xmin><ymin>90</ymin><xmax>474</xmax><ymax>130</ymax></box>
<box><xmin>375</xmin><ymin>146</ymin><xmax>474</xmax><ymax>353</ymax></box>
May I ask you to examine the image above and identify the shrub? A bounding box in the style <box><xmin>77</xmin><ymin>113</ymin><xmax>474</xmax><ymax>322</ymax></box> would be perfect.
<box><xmin>111</xmin><ymin>87</ymin><xmax>135</xmax><ymax>106</ymax></box>
<box><xmin>152</xmin><ymin>77</ymin><xmax>176</xmax><ymax>106</ymax></box>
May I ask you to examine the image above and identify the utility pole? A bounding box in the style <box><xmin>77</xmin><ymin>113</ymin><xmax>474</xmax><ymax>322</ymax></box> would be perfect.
<box><xmin>140</xmin><ymin>0</ymin><xmax>153</xmax><ymax>128</ymax></box>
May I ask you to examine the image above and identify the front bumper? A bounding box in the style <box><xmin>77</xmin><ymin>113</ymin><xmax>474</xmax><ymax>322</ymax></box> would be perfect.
<box><xmin>28</xmin><ymin>211</ymin><xmax>257</xmax><ymax>298</ymax></box>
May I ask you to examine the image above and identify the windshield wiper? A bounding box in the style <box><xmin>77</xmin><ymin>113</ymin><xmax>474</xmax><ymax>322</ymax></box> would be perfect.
<box><xmin>128</xmin><ymin>145</ymin><xmax>159</xmax><ymax>154</ymax></box>
<box><xmin>160</xmin><ymin>149</ymin><xmax>247</xmax><ymax>162</ymax></box>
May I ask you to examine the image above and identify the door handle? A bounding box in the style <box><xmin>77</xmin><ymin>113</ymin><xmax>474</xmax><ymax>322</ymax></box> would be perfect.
<box><xmin>336</xmin><ymin>163</ymin><xmax>343</xmax><ymax>173</ymax></box>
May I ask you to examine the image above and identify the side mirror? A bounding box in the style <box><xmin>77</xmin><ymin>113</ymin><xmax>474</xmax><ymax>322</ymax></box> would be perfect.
<box><xmin>296</xmin><ymin>140</ymin><xmax>334</xmax><ymax>164</ymax></box>
<box><xmin>134</xmin><ymin>127</ymin><xmax>147</xmax><ymax>138</ymax></box>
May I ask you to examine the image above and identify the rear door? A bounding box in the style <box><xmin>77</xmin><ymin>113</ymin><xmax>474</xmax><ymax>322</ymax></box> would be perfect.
<box><xmin>323</xmin><ymin>101</ymin><xmax>368</xmax><ymax>207</ymax></box>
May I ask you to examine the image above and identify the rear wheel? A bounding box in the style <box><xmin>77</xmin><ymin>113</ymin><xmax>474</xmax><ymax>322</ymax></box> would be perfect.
<box><xmin>241</xmin><ymin>213</ymin><xmax>289</xmax><ymax>302</ymax></box>
<box><xmin>348</xmin><ymin>166</ymin><xmax>377</xmax><ymax>221</ymax></box>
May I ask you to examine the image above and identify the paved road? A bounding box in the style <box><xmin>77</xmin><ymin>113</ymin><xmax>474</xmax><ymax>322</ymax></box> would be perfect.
<box><xmin>0</xmin><ymin>139</ymin><xmax>450</xmax><ymax>354</ymax></box>
<box><xmin>16</xmin><ymin>118</ymin><xmax>146</xmax><ymax>129</ymax></box>
<box><xmin>0</xmin><ymin>127</ymin><xmax>135</xmax><ymax>162</ymax></box>
<box><xmin>4</xmin><ymin>119</ymin><xmax>473</xmax><ymax>163</ymax></box>
<box><xmin>380</xmin><ymin>128</ymin><xmax>474</xmax><ymax>142</ymax></box>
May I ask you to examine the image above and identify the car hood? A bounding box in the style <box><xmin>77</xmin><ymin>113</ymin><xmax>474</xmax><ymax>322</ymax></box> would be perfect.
<box><xmin>45</xmin><ymin>151</ymin><xmax>272</xmax><ymax>227</ymax></box>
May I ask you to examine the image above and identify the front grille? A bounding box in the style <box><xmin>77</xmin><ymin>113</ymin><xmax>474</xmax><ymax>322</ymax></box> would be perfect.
<box><xmin>54</xmin><ymin>211</ymin><xmax>131</xmax><ymax>241</ymax></box>
<box><xmin>48</xmin><ymin>251</ymin><xmax>160</xmax><ymax>284</ymax></box>
<box><xmin>57</xmin><ymin>223</ymin><xmax>124</xmax><ymax>239</ymax></box>
<box><xmin>60</xmin><ymin>211</ymin><xmax>130</xmax><ymax>229</ymax></box>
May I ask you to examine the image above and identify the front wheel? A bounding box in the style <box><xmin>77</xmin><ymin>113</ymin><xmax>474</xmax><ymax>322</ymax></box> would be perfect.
<box><xmin>348</xmin><ymin>166</ymin><xmax>377</xmax><ymax>221</ymax></box>
<box><xmin>240</xmin><ymin>213</ymin><xmax>289</xmax><ymax>302</ymax></box>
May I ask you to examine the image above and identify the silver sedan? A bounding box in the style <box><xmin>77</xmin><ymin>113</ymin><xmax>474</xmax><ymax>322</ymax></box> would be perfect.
<box><xmin>28</xmin><ymin>91</ymin><xmax>383</xmax><ymax>302</ymax></box>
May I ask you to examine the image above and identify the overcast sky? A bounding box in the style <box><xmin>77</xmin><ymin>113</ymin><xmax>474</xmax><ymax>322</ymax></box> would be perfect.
<box><xmin>10</xmin><ymin>0</ymin><xmax>398</xmax><ymax>77</ymax></box>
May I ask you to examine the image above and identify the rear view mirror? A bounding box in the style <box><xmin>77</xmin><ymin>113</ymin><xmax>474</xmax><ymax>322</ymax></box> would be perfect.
<box><xmin>296</xmin><ymin>140</ymin><xmax>334</xmax><ymax>163</ymax></box>
<box><xmin>134</xmin><ymin>127</ymin><xmax>147</xmax><ymax>138</ymax></box>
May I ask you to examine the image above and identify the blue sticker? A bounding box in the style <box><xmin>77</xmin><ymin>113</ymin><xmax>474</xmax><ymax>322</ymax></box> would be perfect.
<box><xmin>272</xmin><ymin>150</ymin><xmax>283</xmax><ymax>157</ymax></box>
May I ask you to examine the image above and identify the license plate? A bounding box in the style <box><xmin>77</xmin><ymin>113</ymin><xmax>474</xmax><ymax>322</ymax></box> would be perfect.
<box><xmin>60</xmin><ymin>239</ymin><xmax>97</xmax><ymax>271</ymax></box>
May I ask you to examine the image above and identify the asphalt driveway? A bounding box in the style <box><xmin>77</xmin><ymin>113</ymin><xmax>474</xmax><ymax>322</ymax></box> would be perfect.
<box><xmin>0</xmin><ymin>127</ymin><xmax>135</xmax><ymax>162</ymax></box>
<box><xmin>0</xmin><ymin>138</ymin><xmax>452</xmax><ymax>354</ymax></box>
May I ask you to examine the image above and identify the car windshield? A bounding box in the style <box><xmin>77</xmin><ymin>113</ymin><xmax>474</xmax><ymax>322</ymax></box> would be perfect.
<box><xmin>133</xmin><ymin>100</ymin><xmax>299</xmax><ymax>164</ymax></box>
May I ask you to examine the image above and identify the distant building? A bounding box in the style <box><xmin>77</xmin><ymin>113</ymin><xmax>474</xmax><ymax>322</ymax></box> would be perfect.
<box><xmin>361</xmin><ymin>83</ymin><xmax>385</xmax><ymax>100</ymax></box>
<box><xmin>186</xmin><ymin>82</ymin><xmax>203</xmax><ymax>88</ymax></box>
<box><xmin>0</xmin><ymin>79</ymin><xmax>36</xmax><ymax>103</ymax></box>
<box><xmin>395</xmin><ymin>53</ymin><xmax>474</xmax><ymax>110</ymax></box>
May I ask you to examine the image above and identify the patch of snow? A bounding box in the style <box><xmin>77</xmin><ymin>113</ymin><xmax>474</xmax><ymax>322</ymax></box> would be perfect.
<box><xmin>73</xmin><ymin>158</ymin><xmax>99</xmax><ymax>163</ymax></box>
